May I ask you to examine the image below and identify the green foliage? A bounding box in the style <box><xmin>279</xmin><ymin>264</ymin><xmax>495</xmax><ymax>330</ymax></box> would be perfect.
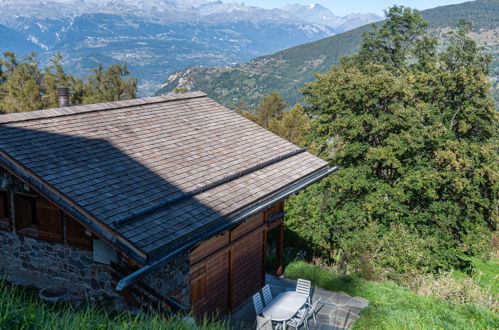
<box><xmin>337</xmin><ymin>222</ymin><xmax>441</xmax><ymax>284</ymax></box>
<box><xmin>0</xmin><ymin>52</ymin><xmax>43</xmax><ymax>113</ymax></box>
<box><xmin>0</xmin><ymin>280</ymin><xmax>226</xmax><ymax>330</ymax></box>
<box><xmin>79</xmin><ymin>63</ymin><xmax>137</xmax><ymax>104</ymax></box>
<box><xmin>239</xmin><ymin>91</ymin><xmax>311</xmax><ymax>148</ymax></box>
<box><xmin>173</xmin><ymin>87</ymin><xmax>189</xmax><ymax>93</ymax></box>
<box><xmin>242</xmin><ymin>90</ymin><xmax>287</xmax><ymax>128</ymax></box>
<box><xmin>284</xmin><ymin>261</ymin><xmax>499</xmax><ymax>330</ymax></box>
<box><xmin>267</xmin><ymin>104</ymin><xmax>311</xmax><ymax>147</ymax></box>
<box><xmin>292</xmin><ymin>7</ymin><xmax>498</xmax><ymax>272</ymax></box>
<box><xmin>0</xmin><ymin>52</ymin><xmax>137</xmax><ymax>113</ymax></box>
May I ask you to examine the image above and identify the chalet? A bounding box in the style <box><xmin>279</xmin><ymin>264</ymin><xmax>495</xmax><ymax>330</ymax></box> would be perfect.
<box><xmin>0</xmin><ymin>91</ymin><xmax>336</xmax><ymax>316</ymax></box>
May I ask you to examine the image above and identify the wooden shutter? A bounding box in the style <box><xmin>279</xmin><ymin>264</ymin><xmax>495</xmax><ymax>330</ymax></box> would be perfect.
<box><xmin>0</xmin><ymin>191</ymin><xmax>9</xmax><ymax>230</ymax></box>
<box><xmin>190</xmin><ymin>270</ymin><xmax>207</xmax><ymax>304</ymax></box>
<box><xmin>67</xmin><ymin>216</ymin><xmax>93</xmax><ymax>250</ymax></box>
<box><xmin>0</xmin><ymin>191</ymin><xmax>7</xmax><ymax>219</ymax></box>
<box><xmin>36</xmin><ymin>199</ymin><xmax>63</xmax><ymax>242</ymax></box>
<box><xmin>14</xmin><ymin>194</ymin><xmax>36</xmax><ymax>233</ymax></box>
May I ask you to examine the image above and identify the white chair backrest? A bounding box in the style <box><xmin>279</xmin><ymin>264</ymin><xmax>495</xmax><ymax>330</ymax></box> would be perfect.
<box><xmin>309</xmin><ymin>297</ymin><xmax>321</xmax><ymax>314</ymax></box>
<box><xmin>296</xmin><ymin>278</ymin><xmax>311</xmax><ymax>296</ymax></box>
<box><xmin>256</xmin><ymin>315</ymin><xmax>273</xmax><ymax>330</ymax></box>
<box><xmin>261</xmin><ymin>284</ymin><xmax>273</xmax><ymax>306</ymax></box>
<box><xmin>252</xmin><ymin>292</ymin><xmax>264</xmax><ymax>315</ymax></box>
<box><xmin>295</xmin><ymin>306</ymin><xmax>308</xmax><ymax>326</ymax></box>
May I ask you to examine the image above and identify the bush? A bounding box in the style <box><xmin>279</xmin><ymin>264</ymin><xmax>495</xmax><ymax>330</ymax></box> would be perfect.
<box><xmin>335</xmin><ymin>222</ymin><xmax>442</xmax><ymax>285</ymax></box>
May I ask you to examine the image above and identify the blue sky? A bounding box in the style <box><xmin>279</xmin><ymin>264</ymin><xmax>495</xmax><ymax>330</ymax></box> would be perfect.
<box><xmin>228</xmin><ymin>0</ymin><xmax>468</xmax><ymax>16</ymax></box>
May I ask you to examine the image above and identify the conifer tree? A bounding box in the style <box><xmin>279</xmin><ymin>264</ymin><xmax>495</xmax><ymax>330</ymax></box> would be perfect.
<box><xmin>0</xmin><ymin>53</ymin><xmax>43</xmax><ymax>113</ymax></box>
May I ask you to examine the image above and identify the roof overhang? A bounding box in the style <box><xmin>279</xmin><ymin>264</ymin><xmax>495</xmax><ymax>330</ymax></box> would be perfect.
<box><xmin>116</xmin><ymin>165</ymin><xmax>339</xmax><ymax>291</ymax></box>
<box><xmin>0</xmin><ymin>150</ymin><xmax>148</xmax><ymax>265</ymax></box>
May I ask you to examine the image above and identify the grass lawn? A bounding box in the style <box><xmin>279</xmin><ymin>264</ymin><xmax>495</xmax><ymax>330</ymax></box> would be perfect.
<box><xmin>0</xmin><ymin>281</ymin><xmax>226</xmax><ymax>330</ymax></box>
<box><xmin>284</xmin><ymin>261</ymin><xmax>499</xmax><ymax>330</ymax></box>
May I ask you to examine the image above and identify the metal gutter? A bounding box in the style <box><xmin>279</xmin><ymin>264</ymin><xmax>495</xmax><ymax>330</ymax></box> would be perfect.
<box><xmin>116</xmin><ymin>165</ymin><xmax>339</xmax><ymax>291</ymax></box>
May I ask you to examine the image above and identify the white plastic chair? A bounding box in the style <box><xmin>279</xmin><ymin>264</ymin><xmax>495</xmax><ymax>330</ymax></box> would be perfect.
<box><xmin>286</xmin><ymin>306</ymin><xmax>308</xmax><ymax>330</ymax></box>
<box><xmin>295</xmin><ymin>278</ymin><xmax>311</xmax><ymax>303</ymax></box>
<box><xmin>256</xmin><ymin>315</ymin><xmax>273</xmax><ymax>330</ymax></box>
<box><xmin>305</xmin><ymin>297</ymin><xmax>322</xmax><ymax>327</ymax></box>
<box><xmin>262</xmin><ymin>284</ymin><xmax>273</xmax><ymax>306</ymax></box>
<box><xmin>253</xmin><ymin>292</ymin><xmax>264</xmax><ymax>315</ymax></box>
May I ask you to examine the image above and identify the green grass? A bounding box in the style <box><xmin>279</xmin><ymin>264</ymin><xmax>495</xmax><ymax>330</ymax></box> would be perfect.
<box><xmin>284</xmin><ymin>261</ymin><xmax>499</xmax><ymax>330</ymax></box>
<box><xmin>0</xmin><ymin>281</ymin><xmax>226</xmax><ymax>330</ymax></box>
<box><xmin>453</xmin><ymin>256</ymin><xmax>499</xmax><ymax>296</ymax></box>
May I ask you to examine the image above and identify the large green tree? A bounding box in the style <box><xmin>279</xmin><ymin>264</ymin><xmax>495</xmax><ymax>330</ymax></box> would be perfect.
<box><xmin>288</xmin><ymin>7</ymin><xmax>498</xmax><ymax>269</ymax></box>
<box><xmin>242</xmin><ymin>90</ymin><xmax>287</xmax><ymax>128</ymax></box>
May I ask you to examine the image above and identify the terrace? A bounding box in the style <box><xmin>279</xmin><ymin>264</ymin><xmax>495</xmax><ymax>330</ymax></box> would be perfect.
<box><xmin>228</xmin><ymin>274</ymin><xmax>369</xmax><ymax>329</ymax></box>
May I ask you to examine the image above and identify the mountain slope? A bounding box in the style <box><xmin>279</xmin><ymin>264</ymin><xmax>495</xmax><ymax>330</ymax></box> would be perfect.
<box><xmin>0</xmin><ymin>0</ymin><xmax>379</xmax><ymax>95</ymax></box>
<box><xmin>0</xmin><ymin>24</ymin><xmax>42</xmax><ymax>56</ymax></box>
<box><xmin>156</xmin><ymin>0</ymin><xmax>499</xmax><ymax>108</ymax></box>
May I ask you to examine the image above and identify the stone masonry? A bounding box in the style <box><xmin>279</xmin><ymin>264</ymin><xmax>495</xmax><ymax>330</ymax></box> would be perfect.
<box><xmin>0</xmin><ymin>168</ymin><xmax>191</xmax><ymax>310</ymax></box>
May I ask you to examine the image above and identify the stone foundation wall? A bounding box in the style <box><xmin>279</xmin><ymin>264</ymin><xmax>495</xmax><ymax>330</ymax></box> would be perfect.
<box><xmin>0</xmin><ymin>229</ymin><xmax>125</xmax><ymax>306</ymax></box>
<box><xmin>0</xmin><ymin>167</ymin><xmax>191</xmax><ymax>310</ymax></box>
<box><xmin>0</xmin><ymin>228</ymin><xmax>191</xmax><ymax>309</ymax></box>
<box><xmin>144</xmin><ymin>251</ymin><xmax>191</xmax><ymax>308</ymax></box>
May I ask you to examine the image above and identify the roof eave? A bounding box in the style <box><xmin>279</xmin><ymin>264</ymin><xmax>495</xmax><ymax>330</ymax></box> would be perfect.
<box><xmin>0</xmin><ymin>150</ymin><xmax>148</xmax><ymax>265</ymax></box>
<box><xmin>116</xmin><ymin>165</ymin><xmax>339</xmax><ymax>291</ymax></box>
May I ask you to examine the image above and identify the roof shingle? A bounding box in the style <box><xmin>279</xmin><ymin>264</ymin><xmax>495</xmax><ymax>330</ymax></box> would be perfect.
<box><xmin>0</xmin><ymin>92</ymin><xmax>328</xmax><ymax>261</ymax></box>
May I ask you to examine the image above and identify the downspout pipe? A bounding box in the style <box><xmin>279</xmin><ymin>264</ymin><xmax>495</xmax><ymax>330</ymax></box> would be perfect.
<box><xmin>116</xmin><ymin>165</ymin><xmax>339</xmax><ymax>291</ymax></box>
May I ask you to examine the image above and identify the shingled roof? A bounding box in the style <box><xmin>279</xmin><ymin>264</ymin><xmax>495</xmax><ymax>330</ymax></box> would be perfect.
<box><xmin>0</xmin><ymin>92</ymin><xmax>330</xmax><ymax>267</ymax></box>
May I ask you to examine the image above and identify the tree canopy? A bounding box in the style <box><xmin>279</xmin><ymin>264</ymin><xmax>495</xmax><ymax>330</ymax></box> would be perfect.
<box><xmin>287</xmin><ymin>7</ymin><xmax>498</xmax><ymax>271</ymax></box>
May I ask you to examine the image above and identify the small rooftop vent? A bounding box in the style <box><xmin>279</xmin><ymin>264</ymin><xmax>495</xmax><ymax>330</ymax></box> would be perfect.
<box><xmin>57</xmin><ymin>86</ymin><xmax>70</xmax><ymax>107</ymax></box>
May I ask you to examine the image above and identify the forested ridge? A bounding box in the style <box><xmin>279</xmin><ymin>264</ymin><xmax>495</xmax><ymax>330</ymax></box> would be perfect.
<box><xmin>157</xmin><ymin>0</ymin><xmax>499</xmax><ymax>109</ymax></box>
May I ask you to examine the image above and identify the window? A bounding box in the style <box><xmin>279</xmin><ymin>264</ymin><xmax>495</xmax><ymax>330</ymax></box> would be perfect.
<box><xmin>14</xmin><ymin>194</ymin><xmax>63</xmax><ymax>242</ymax></box>
<box><xmin>0</xmin><ymin>190</ymin><xmax>10</xmax><ymax>230</ymax></box>
<box><xmin>190</xmin><ymin>270</ymin><xmax>207</xmax><ymax>304</ymax></box>
<box><xmin>67</xmin><ymin>216</ymin><xmax>93</xmax><ymax>250</ymax></box>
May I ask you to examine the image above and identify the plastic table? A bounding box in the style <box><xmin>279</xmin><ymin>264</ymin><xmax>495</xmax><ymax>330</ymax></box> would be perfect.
<box><xmin>262</xmin><ymin>291</ymin><xmax>308</xmax><ymax>327</ymax></box>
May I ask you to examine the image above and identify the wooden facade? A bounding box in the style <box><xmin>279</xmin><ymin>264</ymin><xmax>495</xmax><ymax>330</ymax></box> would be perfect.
<box><xmin>189</xmin><ymin>201</ymin><xmax>285</xmax><ymax>316</ymax></box>
<box><xmin>0</xmin><ymin>178</ymin><xmax>94</xmax><ymax>249</ymax></box>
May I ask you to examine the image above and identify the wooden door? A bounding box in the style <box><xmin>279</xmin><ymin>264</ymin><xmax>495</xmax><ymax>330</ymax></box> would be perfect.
<box><xmin>230</xmin><ymin>229</ymin><xmax>265</xmax><ymax>309</ymax></box>
<box><xmin>190</xmin><ymin>250</ymin><xmax>230</xmax><ymax>317</ymax></box>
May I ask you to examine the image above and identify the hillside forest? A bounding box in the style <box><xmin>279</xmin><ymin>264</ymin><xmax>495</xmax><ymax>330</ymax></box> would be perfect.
<box><xmin>0</xmin><ymin>4</ymin><xmax>497</xmax><ymax>329</ymax></box>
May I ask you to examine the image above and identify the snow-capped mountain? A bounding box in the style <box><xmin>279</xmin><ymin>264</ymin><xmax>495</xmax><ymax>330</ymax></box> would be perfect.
<box><xmin>281</xmin><ymin>3</ymin><xmax>381</xmax><ymax>32</ymax></box>
<box><xmin>0</xmin><ymin>0</ymin><xmax>381</xmax><ymax>95</ymax></box>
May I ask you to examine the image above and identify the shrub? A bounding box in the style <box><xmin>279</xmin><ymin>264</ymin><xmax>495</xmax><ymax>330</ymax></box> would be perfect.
<box><xmin>335</xmin><ymin>222</ymin><xmax>442</xmax><ymax>285</ymax></box>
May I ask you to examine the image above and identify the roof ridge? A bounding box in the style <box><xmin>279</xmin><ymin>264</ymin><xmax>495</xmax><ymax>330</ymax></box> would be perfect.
<box><xmin>0</xmin><ymin>91</ymin><xmax>207</xmax><ymax>125</ymax></box>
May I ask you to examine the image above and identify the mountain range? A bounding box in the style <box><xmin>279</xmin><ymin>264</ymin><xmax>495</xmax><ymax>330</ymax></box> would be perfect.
<box><xmin>0</xmin><ymin>0</ymin><xmax>381</xmax><ymax>95</ymax></box>
<box><xmin>157</xmin><ymin>0</ymin><xmax>499</xmax><ymax>108</ymax></box>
